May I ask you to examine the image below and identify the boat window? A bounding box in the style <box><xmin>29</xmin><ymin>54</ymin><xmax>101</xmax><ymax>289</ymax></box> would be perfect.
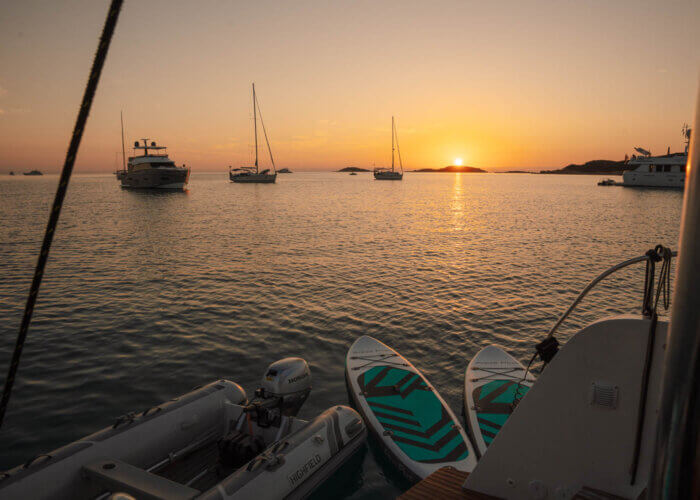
<box><xmin>663</xmin><ymin>165</ymin><xmax>671</xmax><ymax>172</ymax></box>
<box><xmin>681</xmin><ymin>164</ymin><xmax>687</xmax><ymax>173</ymax></box>
<box><xmin>649</xmin><ymin>165</ymin><xmax>653</xmax><ymax>172</ymax></box>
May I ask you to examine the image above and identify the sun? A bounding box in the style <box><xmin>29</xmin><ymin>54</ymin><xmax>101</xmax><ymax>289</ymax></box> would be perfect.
<box><xmin>454</xmin><ymin>158</ymin><xmax>463</xmax><ymax>166</ymax></box>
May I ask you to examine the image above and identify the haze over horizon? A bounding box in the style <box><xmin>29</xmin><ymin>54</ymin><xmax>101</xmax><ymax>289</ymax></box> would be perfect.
<box><xmin>1</xmin><ymin>0</ymin><xmax>698</xmax><ymax>173</ymax></box>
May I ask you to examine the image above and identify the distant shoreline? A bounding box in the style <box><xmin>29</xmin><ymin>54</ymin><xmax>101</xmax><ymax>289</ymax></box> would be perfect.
<box><xmin>540</xmin><ymin>159</ymin><xmax>629</xmax><ymax>175</ymax></box>
<box><xmin>411</xmin><ymin>165</ymin><xmax>487</xmax><ymax>173</ymax></box>
<box><xmin>337</xmin><ymin>167</ymin><xmax>370</xmax><ymax>172</ymax></box>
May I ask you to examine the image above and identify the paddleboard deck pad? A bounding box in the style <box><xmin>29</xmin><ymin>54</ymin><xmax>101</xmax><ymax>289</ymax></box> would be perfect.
<box><xmin>346</xmin><ymin>335</ymin><xmax>477</xmax><ymax>482</ymax></box>
<box><xmin>464</xmin><ymin>345</ymin><xmax>535</xmax><ymax>457</ymax></box>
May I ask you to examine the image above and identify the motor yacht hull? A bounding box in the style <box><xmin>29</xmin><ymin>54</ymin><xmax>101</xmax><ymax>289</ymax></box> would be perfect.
<box><xmin>119</xmin><ymin>167</ymin><xmax>189</xmax><ymax>190</ymax></box>
<box><xmin>622</xmin><ymin>171</ymin><xmax>684</xmax><ymax>188</ymax></box>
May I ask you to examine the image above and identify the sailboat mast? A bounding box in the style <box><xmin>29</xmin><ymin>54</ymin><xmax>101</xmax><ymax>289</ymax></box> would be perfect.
<box><xmin>120</xmin><ymin>111</ymin><xmax>126</xmax><ymax>171</ymax></box>
<box><xmin>253</xmin><ymin>83</ymin><xmax>258</xmax><ymax>173</ymax></box>
<box><xmin>395</xmin><ymin>118</ymin><xmax>403</xmax><ymax>173</ymax></box>
<box><xmin>391</xmin><ymin>116</ymin><xmax>395</xmax><ymax>172</ymax></box>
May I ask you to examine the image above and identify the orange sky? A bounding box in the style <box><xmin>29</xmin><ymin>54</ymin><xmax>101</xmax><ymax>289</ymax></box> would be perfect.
<box><xmin>1</xmin><ymin>0</ymin><xmax>698</xmax><ymax>172</ymax></box>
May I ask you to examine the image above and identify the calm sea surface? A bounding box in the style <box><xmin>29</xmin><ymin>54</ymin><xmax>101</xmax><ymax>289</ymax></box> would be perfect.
<box><xmin>0</xmin><ymin>172</ymin><xmax>683</xmax><ymax>497</ymax></box>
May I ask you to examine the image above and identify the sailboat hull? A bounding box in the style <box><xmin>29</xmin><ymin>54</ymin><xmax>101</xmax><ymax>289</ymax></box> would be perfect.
<box><xmin>230</xmin><ymin>172</ymin><xmax>277</xmax><ymax>183</ymax></box>
<box><xmin>373</xmin><ymin>171</ymin><xmax>403</xmax><ymax>180</ymax></box>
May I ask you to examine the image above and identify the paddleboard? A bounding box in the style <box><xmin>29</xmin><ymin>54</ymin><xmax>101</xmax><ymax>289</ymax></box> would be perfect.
<box><xmin>345</xmin><ymin>335</ymin><xmax>477</xmax><ymax>482</ymax></box>
<box><xmin>464</xmin><ymin>345</ymin><xmax>535</xmax><ymax>457</ymax></box>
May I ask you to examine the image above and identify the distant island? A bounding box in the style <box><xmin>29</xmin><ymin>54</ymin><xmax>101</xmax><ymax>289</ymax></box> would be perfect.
<box><xmin>499</xmin><ymin>170</ymin><xmax>532</xmax><ymax>174</ymax></box>
<box><xmin>277</xmin><ymin>168</ymin><xmax>292</xmax><ymax>173</ymax></box>
<box><xmin>412</xmin><ymin>165</ymin><xmax>487</xmax><ymax>173</ymax></box>
<box><xmin>23</xmin><ymin>170</ymin><xmax>43</xmax><ymax>176</ymax></box>
<box><xmin>338</xmin><ymin>167</ymin><xmax>370</xmax><ymax>172</ymax></box>
<box><xmin>540</xmin><ymin>159</ymin><xmax>630</xmax><ymax>175</ymax></box>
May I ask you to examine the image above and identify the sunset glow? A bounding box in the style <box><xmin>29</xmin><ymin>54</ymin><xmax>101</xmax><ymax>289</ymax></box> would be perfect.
<box><xmin>454</xmin><ymin>158</ymin><xmax>463</xmax><ymax>166</ymax></box>
<box><xmin>0</xmin><ymin>1</ymin><xmax>697</xmax><ymax>173</ymax></box>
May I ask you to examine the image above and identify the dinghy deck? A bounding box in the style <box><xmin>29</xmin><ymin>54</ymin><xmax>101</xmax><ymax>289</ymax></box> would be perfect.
<box><xmin>155</xmin><ymin>439</ymin><xmax>229</xmax><ymax>492</ymax></box>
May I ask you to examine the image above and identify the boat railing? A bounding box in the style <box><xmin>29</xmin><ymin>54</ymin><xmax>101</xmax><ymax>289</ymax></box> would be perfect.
<box><xmin>545</xmin><ymin>246</ymin><xmax>676</xmax><ymax>340</ymax></box>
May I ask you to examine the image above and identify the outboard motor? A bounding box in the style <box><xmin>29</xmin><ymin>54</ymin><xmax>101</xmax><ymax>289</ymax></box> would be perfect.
<box><xmin>218</xmin><ymin>359</ymin><xmax>311</xmax><ymax>468</ymax></box>
<box><xmin>246</xmin><ymin>358</ymin><xmax>312</xmax><ymax>427</ymax></box>
<box><xmin>258</xmin><ymin>357</ymin><xmax>311</xmax><ymax>416</ymax></box>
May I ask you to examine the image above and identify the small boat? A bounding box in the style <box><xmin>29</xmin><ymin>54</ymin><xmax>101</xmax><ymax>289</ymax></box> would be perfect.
<box><xmin>373</xmin><ymin>116</ymin><xmax>404</xmax><ymax>180</ymax></box>
<box><xmin>0</xmin><ymin>358</ymin><xmax>366</xmax><ymax>499</ymax></box>
<box><xmin>23</xmin><ymin>170</ymin><xmax>43</xmax><ymax>176</ymax></box>
<box><xmin>117</xmin><ymin>139</ymin><xmax>190</xmax><ymax>190</ymax></box>
<box><xmin>9</xmin><ymin>171</ymin><xmax>15</xmax><ymax>176</ymax></box>
<box><xmin>621</xmin><ymin>125</ymin><xmax>690</xmax><ymax>189</ymax></box>
<box><xmin>230</xmin><ymin>84</ymin><xmax>277</xmax><ymax>184</ymax></box>
<box><xmin>114</xmin><ymin>111</ymin><xmax>189</xmax><ymax>190</ymax></box>
<box><xmin>349</xmin><ymin>172</ymin><xmax>358</xmax><ymax>176</ymax></box>
<box><xmin>598</xmin><ymin>178</ymin><xmax>616</xmax><ymax>186</ymax></box>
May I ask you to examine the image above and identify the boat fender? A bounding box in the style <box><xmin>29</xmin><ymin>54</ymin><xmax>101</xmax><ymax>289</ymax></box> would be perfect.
<box><xmin>218</xmin><ymin>430</ymin><xmax>265</xmax><ymax>469</ymax></box>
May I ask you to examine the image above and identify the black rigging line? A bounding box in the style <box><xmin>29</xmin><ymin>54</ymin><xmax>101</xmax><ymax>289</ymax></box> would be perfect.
<box><xmin>0</xmin><ymin>0</ymin><xmax>124</xmax><ymax>429</ymax></box>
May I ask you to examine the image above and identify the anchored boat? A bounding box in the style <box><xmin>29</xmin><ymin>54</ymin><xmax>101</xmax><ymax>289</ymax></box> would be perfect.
<box><xmin>116</xmin><ymin>139</ymin><xmax>190</xmax><ymax>190</ymax></box>
<box><xmin>373</xmin><ymin>117</ymin><xmax>404</xmax><ymax>180</ymax></box>
<box><xmin>0</xmin><ymin>358</ymin><xmax>366</xmax><ymax>499</ymax></box>
<box><xmin>229</xmin><ymin>84</ymin><xmax>277</xmax><ymax>184</ymax></box>
<box><xmin>621</xmin><ymin>125</ymin><xmax>691</xmax><ymax>189</ymax></box>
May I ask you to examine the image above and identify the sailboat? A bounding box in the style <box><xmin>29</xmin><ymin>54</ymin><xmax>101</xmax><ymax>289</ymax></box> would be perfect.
<box><xmin>229</xmin><ymin>83</ymin><xmax>277</xmax><ymax>184</ymax></box>
<box><xmin>373</xmin><ymin>116</ymin><xmax>404</xmax><ymax>180</ymax></box>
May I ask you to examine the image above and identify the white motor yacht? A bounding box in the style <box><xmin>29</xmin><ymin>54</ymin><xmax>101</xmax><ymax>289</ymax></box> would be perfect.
<box><xmin>622</xmin><ymin>125</ymin><xmax>690</xmax><ymax>188</ymax></box>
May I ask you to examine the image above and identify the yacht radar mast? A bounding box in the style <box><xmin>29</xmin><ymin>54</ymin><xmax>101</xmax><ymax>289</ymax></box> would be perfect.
<box><xmin>682</xmin><ymin>123</ymin><xmax>692</xmax><ymax>153</ymax></box>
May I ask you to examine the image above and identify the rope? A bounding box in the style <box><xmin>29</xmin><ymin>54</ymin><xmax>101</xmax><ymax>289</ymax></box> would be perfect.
<box><xmin>546</xmin><ymin>247</ymin><xmax>677</xmax><ymax>340</ymax></box>
<box><xmin>514</xmin><ymin>245</ymin><xmax>676</xmax><ymax>410</ymax></box>
<box><xmin>511</xmin><ymin>352</ymin><xmax>537</xmax><ymax>410</ymax></box>
<box><xmin>653</xmin><ymin>245</ymin><xmax>673</xmax><ymax>312</ymax></box>
<box><xmin>642</xmin><ymin>248</ymin><xmax>661</xmax><ymax>317</ymax></box>
<box><xmin>349</xmin><ymin>353</ymin><xmax>408</xmax><ymax>370</ymax></box>
<box><xmin>0</xmin><ymin>0</ymin><xmax>124</xmax><ymax>430</ymax></box>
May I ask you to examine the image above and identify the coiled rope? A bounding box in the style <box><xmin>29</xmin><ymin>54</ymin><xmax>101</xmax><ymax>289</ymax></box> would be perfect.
<box><xmin>0</xmin><ymin>0</ymin><xmax>124</xmax><ymax>430</ymax></box>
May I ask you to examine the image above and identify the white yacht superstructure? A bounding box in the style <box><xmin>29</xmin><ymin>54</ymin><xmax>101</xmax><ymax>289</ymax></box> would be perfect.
<box><xmin>117</xmin><ymin>139</ymin><xmax>190</xmax><ymax>190</ymax></box>
<box><xmin>622</xmin><ymin>126</ymin><xmax>691</xmax><ymax>188</ymax></box>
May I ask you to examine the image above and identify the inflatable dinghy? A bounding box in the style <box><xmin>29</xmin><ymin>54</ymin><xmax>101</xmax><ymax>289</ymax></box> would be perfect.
<box><xmin>345</xmin><ymin>336</ymin><xmax>477</xmax><ymax>482</ymax></box>
<box><xmin>463</xmin><ymin>345</ymin><xmax>534</xmax><ymax>457</ymax></box>
<box><xmin>0</xmin><ymin>358</ymin><xmax>366</xmax><ymax>500</ymax></box>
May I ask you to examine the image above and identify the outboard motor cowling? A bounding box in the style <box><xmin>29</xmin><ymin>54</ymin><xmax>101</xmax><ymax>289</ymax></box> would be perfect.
<box><xmin>258</xmin><ymin>357</ymin><xmax>311</xmax><ymax>416</ymax></box>
<box><xmin>241</xmin><ymin>358</ymin><xmax>312</xmax><ymax>429</ymax></box>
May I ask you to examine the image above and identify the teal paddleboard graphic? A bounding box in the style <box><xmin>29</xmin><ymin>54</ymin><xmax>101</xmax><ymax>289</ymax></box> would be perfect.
<box><xmin>473</xmin><ymin>380</ymin><xmax>530</xmax><ymax>446</ymax></box>
<box><xmin>359</xmin><ymin>366</ymin><xmax>469</xmax><ymax>463</ymax></box>
<box><xmin>464</xmin><ymin>345</ymin><xmax>535</xmax><ymax>456</ymax></box>
<box><xmin>347</xmin><ymin>335</ymin><xmax>477</xmax><ymax>480</ymax></box>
